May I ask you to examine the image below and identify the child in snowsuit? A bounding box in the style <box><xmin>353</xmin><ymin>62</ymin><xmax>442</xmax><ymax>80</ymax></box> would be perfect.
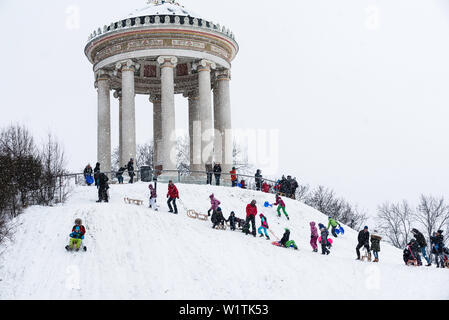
<box><xmin>370</xmin><ymin>231</ymin><xmax>382</xmax><ymax>262</ymax></box>
<box><xmin>149</xmin><ymin>183</ymin><xmax>158</xmax><ymax>211</ymax></box>
<box><xmin>208</xmin><ymin>194</ymin><xmax>221</xmax><ymax>217</ymax></box>
<box><xmin>67</xmin><ymin>218</ymin><xmax>86</xmax><ymax>251</ymax></box>
<box><xmin>226</xmin><ymin>212</ymin><xmax>238</xmax><ymax>231</ymax></box>
<box><xmin>310</xmin><ymin>221</ymin><xmax>319</xmax><ymax>252</ymax></box>
<box><xmin>211</xmin><ymin>207</ymin><xmax>225</xmax><ymax>229</ymax></box>
<box><xmin>258</xmin><ymin>214</ymin><xmax>270</xmax><ymax>240</ymax></box>
<box><xmin>403</xmin><ymin>239</ymin><xmax>421</xmax><ymax>266</ymax></box>
<box><xmin>430</xmin><ymin>230</ymin><xmax>445</xmax><ymax>268</ymax></box>
<box><xmin>319</xmin><ymin>223</ymin><xmax>331</xmax><ymax>255</ymax></box>
<box><xmin>274</xmin><ymin>194</ymin><xmax>289</xmax><ymax>220</ymax></box>
<box><xmin>279</xmin><ymin>228</ymin><xmax>298</xmax><ymax>250</ymax></box>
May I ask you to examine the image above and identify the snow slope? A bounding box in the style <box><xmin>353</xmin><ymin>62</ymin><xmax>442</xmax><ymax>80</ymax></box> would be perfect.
<box><xmin>1</xmin><ymin>182</ymin><xmax>448</xmax><ymax>300</ymax></box>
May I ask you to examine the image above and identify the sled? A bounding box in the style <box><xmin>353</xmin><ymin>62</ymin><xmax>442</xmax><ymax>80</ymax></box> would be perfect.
<box><xmin>339</xmin><ymin>226</ymin><xmax>345</xmax><ymax>235</ymax></box>
<box><xmin>318</xmin><ymin>237</ymin><xmax>333</xmax><ymax>245</ymax></box>
<box><xmin>214</xmin><ymin>224</ymin><xmax>227</xmax><ymax>230</ymax></box>
<box><xmin>65</xmin><ymin>245</ymin><xmax>87</xmax><ymax>252</ymax></box>
<box><xmin>85</xmin><ymin>176</ymin><xmax>94</xmax><ymax>185</ymax></box>
<box><xmin>264</xmin><ymin>201</ymin><xmax>273</xmax><ymax>208</ymax></box>
<box><xmin>124</xmin><ymin>197</ymin><xmax>144</xmax><ymax>206</ymax></box>
<box><xmin>187</xmin><ymin>210</ymin><xmax>208</xmax><ymax>221</ymax></box>
<box><xmin>272</xmin><ymin>241</ymin><xmax>297</xmax><ymax>250</ymax></box>
<box><xmin>406</xmin><ymin>259</ymin><xmax>418</xmax><ymax>266</ymax></box>
<box><xmin>361</xmin><ymin>248</ymin><xmax>372</xmax><ymax>262</ymax></box>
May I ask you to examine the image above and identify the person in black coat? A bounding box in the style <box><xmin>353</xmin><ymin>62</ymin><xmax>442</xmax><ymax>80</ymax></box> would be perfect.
<box><xmin>403</xmin><ymin>238</ymin><xmax>422</xmax><ymax>265</ymax></box>
<box><xmin>213</xmin><ymin>163</ymin><xmax>222</xmax><ymax>186</ymax></box>
<box><xmin>116</xmin><ymin>166</ymin><xmax>126</xmax><ymax>184</ymax></box>
<box><xmin>411</xmin><ymin>228</ymin><xmax>431</xmax><ymax>266</ymax></box>
<box><xmin>127</xmin><ymin>158</ymin><xmax>135</xmax><ymax>184</ymax></box>
<box><xmin>255</xmin><ymin>169</ymin><xmax>262</xmax><ymax>191</ymax></box>
<box><xmin>211</xmin><ymin>207</ymin><xmax>225</xmax><ymax>229</ymax></box>
<box><xmin>226</xmin><ymin>211</ymin><xmax>238</xmax><ymax>231</ymax></box>
<box><xmin>356</xmin><ymin>226</ymin><xmax>370</xmax><ymax>260</ymax></box>
<box><xmin>97</xmin><ymin>172</ymin><xmax>109</xmax><ymax>203</ymax></box>
<box><xmin>94</xmin><ymin>162</ymin><xmax>101</xmax><ymax>188</ymax></box>
<box><xmin>430</xmin><ymin>230</ymin><xmax>445</xmax><ymax>268</ymax></box>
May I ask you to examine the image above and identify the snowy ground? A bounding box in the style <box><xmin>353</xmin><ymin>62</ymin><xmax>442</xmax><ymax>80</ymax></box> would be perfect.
<box><xmin>1</xmin><ymin>182</ymin><xmax>448</xmax><ymax>300</ymax></box>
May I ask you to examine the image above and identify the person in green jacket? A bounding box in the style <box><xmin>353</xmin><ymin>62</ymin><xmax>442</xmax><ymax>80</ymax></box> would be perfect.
<box><xmin>327</xmin><ymin>217</ymin><xmax>341</xmax><ymax>238</ymax></box>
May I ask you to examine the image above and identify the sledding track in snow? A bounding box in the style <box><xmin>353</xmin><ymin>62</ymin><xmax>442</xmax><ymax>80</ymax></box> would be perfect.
<box><xmin>1</xmin><ymin>182</ymin><xmax>449</xmax><ymax>300</ymax></box>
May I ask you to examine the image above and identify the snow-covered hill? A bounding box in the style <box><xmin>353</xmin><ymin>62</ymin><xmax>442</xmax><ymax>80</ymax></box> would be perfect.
<box><xmin>1</xmin><ymin>182</ymin><xmax>448</xmax><ymax>300</ymax></box>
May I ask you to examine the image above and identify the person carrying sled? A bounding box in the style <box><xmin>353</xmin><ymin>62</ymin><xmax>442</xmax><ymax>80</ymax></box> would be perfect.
<box><xmin>149</xmin><ymin>183</ymin><xmax>158</xmax><ymax>211</ymax></box>
<box><xmin>370</xmin><ymin>231</ymin><xmax>382</xmax><ymax>262</ymax></box>
<box><xmin>411</xmin><ymin>228</ymin><xmax>431</xmax><ymax>266</ymax></box>
<box><xmin>327</xmin><ymin>217</ymin><xmax>341</xmax><ymax>238</ymax></box>
<box><xmin>430</xmin><ymin>230</ymin><xmax>445</xmax><ymax>268</ymax></box>
<box><xmin>278</xmin><ymin>228</ymin><xmax>298</xmax><ymax>250</ymax></box>
<box><xmin>167</xmin><ymin>180</ymin><xmax>179</xmax><ymax>214</ymax></box>
<box><xmin>274</xmin><ymin>194</ymin><xmax>289</xmax><ymax>220</ymax></box>
<box><xmin>319</xmin><ymin>223</ymin><xmax>331</xmax><ymax>255</ymax></box>
<box><xmin>116</xmin><ymin>166</ymin><xmax>126</xmax><ymax>184</ymax></box>
<box><xmin>211</xmin><ymin>207</ymin><xmax>226</xmax><ymax>229</ymax></box>
<box><xmin>310</xmin><ymin>221</ymin><xmax>319</xmax><ymax>252</ymax></box>
<box><xmin>94</xmin><ymin>162</ymin><xmax>101</xmax><ymax>188</ymax></box>
<box><xmin>226</xmin><ymin>211</ymin><xmax>238</xmax><ymax>231</ymax></box>
<box><xmin>258</xmin><ymin>214</ymin><xmax>270</xmax><ymax>240</ymax></box>
<box><xmin>208</xmin><ymin>194</ymin><xmax>221</xmax><ymax>217</ymax></box>
<box><xmin>66</xmin><ymin>218</ymin><xmax>86</xmax><ymax>252</ymax></box>
<box><xmin>97</xmin><ymin>172</ymin><xmax>109</xmax><ymax>203</ymax></box>
<box><xmin>244</xmin><ymin>200</ymin><xmax>258</xmax><ymax>237</ymax></box>
<box><xmin>403</xmin><ymin>238</ymin><xmax>421</xmax><ymax>266</ymax></box>
<box><xmin>356</xmin><ymin>226</ymin><xmax>370</xmax><ymax>260</ymax></box>
<box><xmin>84</xmin><ymin>164</ymin><xmax>93</xmax><ymax>186</ymax></box>
<box><xmin>127</xmin><ymin>158</ymin><xmax>135</xmax><ymax>184</ymax></box>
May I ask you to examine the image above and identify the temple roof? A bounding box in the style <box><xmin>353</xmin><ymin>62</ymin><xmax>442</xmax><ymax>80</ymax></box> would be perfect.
<box><xmin>127</xmin><ymin>0</ymin><xmax>202</xmax><ymax>19</ymax></box>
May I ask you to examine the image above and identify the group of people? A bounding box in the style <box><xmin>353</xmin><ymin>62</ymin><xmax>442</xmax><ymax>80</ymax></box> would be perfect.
<box><xmin>403</xmin><ymin>229</ymin><xmax>448</xmax><ymax>268</ymax></box>
<box><xmin>206</xmin><ymin>163</ymin><xmax>223</xmax><ymax>186</ymax></box>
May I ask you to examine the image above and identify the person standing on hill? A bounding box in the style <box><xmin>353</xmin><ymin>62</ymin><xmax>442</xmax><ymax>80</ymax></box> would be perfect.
<box><xmin>430</xmin><ymin>230</ymin><xmax>445</xmax><ymax>268</ymax></box>
<box><xmin>356</xmin><ymin>226</ymin><xmax>370</xmax><ymax>260</ymax></box>
<box><xmin>94</xmin><ymin>162</ymin><xmax>101</xmax><ymax>188</ymax></box>
<box><xmin>319</xmin><ymin>223</ymin><xmax>331</xmax><ymax>255</ymax></box>
<box><xmin>149</xmin><ymin>183</ymin><xmax>158</xmax><ymax>211</ymax></box>
<box><xmin>208</xmin><ymin>194</ymin><xmax>221</xmax><ymax>217</ymax></box>
<box><xmin>244</xmin><ymin>200</ymin><xmax>258</xmax><ymax>237</ymax></box>
<box><xmin>127</xmin><ymin>158</ymin><xmax>135</xmax><ymax>184</ymax></box>
<box><xmin>97</xmin><ymin>172</ymin><xmax>109</xmax><ymax>203</ymax></box>
<box><xmin>411</xmin><ymin>228</ymin><xmax>431</xmax><ymax>266</ymax></box>
<box><xmin>327</xmin><ymin>217</ymin><xmax>341</xmax><ymax>238</ymax></box>
<box><xmin>84</xmin><ymin>164</ymin><xmax>93</xmax><ymax>186</ymax></box>
<box><xmin>167</xmin><ymin>180</ymin><xmax>179</xmax><ymax>214</ymax></box>
<box><xmin>255</xmin><ymin>169</ymin><xmax>262</xmax><ymax>191</ymax></box>
<box><xmin>370</xmin><ymin>231</ymin><xmax>382</xmax><ymax>262</ymax></box>
<box><xmin>230</xmin><ymin>167</ymin><xmax>237</xmax><ymax>187</ymax></box>
<box><xmin>258</xmin><ymin>214</ymin><xmax>270</xmax><ymax>240</ymax></box>
<box><xmin>213</xmin><ymin>163</ymin><xmax>222</xmax><ymax>186</ymax></box>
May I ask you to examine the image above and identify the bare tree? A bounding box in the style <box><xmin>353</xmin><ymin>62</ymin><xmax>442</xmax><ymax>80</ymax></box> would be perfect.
<box><xmin>137</xmin><ymin>142</ymin><xmax>154</xmax><ymax>169</ymax></box>
<box><xmin>176</xmin><ymin>134</ymin><xmax>190</xmax><ymax>174</ymax></box>
<box><xmin>232</xmin><ymin>141</ymin><xmax>255</xmax><ymax>176</ymax></box>
<box><xmin>415</xmin><ymin>195</ymin><xmax>449</xmax><ymax>244</ymax></box>
<box><xmin>377</xmin><ymin>201</ymin><xmax>414</xmax><ymax>249</ymax></box>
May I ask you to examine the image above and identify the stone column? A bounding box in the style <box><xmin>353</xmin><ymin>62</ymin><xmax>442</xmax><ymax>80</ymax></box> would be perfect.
<box><xmin>116</xmin><ymin>60</ymin><xmax>139</xmax><ymax>166</ymax></box>
<box><xmin>150</xmin><ymin>94</ymin><xmax>162</xmax><ymax>169</ymax></box>
<box><xmin>113</xmin><ymin>90</ymin><xmax>123</xmax><ymax>166</ymax></box>
<box><xmin>157</xmin><ymin>56</ymin><xmax>178</xmax><ymax>178</ymax></box>
<box><xmin>197</xmin><ymin>59</ymin><xmax>216</xmax><ymax>169</ymax></box>
<box><xmin>186</xmin><ymin>90</ymin><xmax>201</xmax><ymax>173</ymax></box>
<box><xmin>213</xmin><ymin>69</ymin><xmax>233</xmax><ymax>174</ymax></box>
<box><xmin>96</xmin><ymin>71</ymin><xmax>111</xmax><ymax>174</ymax></box>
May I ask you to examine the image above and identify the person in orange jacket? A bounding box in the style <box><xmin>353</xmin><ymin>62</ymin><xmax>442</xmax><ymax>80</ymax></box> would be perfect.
<box><xmin>230</xmin><ymin>167</ymin><xmax>238</xmax><ymax>187</ymax></box>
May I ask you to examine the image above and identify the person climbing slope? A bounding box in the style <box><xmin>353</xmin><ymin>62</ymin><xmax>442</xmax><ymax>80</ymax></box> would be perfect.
<box><xmin>310</xmin><ymin>221</ymin><xmax>319</xmax><ymax>253</ymax></box>
<box><xmin>370</xmin><ymin>231</ymin><xmax>382</xmax><ymax>262</ymax></box>
<box><xmin>149</xmin><ymin>183</ymin><xmax>158</xmax><ymax>211</ymax></box>
<box><xmin>208</xmin><ymin>194</ymin><xmax>221</xmax><ymax>217</ymax></box>
<box><xmin>319</xmin><ymin>223</ymin><xmax>331</xmax><ymax>255</ymax></box>
<box><xmin>274</xmin><ymin>194</ymin><xmax>289</xmax><ymax>220</ymax></box>
<box><xmin>167</xmin><ymin>180</ymin><xmax>179</xmax><ymax>214</ymax></box>
<box><xmin>258</xmin><ymin>214</ymin><xmax>270</xmax><ymax>240</ymax></box>
<box><xmin>327</xmin><ymin>216</ymin><xmax>341</xmax><ymax>238</ymax></box>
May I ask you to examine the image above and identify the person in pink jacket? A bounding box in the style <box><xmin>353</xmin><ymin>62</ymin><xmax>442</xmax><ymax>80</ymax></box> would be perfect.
<box><xmin>310</xmin><ymin>221</ymin><xmax>319</xmax><ymax>253</ymax></box>
<box><xmin>208</xmin><ymin>194</ymin><xmax>221</xmax><ymax>217</ymax></box>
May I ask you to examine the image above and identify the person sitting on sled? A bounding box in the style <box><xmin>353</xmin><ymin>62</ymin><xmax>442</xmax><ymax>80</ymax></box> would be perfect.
<box><xmin>67</xmin><ymin>218</ymin><xmax>86</xmax><ymax>251</ymax></box>
<box><xmin>149</xmin><ymin>183</ymin><xmax>158</xmax><ymax>211</ymax></box>
<box><xmin>403</xmin><ymin>238</ymin><xmax>421</xmax><ymax>266</ymax></box>
<box><xmin>319</xmin><ymin>223</ymin><xmax>331</xmax><ymax>255</ymax></box>
<box><xmin>278</xmin><ymin>228</ymin><xmax>298</xmax><ymax>250</ymax></box>
<box><xmin>274</xmin><ymin>194</ymin><xmax>289</xmax><ymax>220</ymax></box>
<box><xmin>211</xmin><ymin>207</ymin><xmax>226</xmax><ymax>229</ymax></box>
<box><xmin>258</xmin><ymin>214</ymin><xmax>270</xmax><ymax>240</ymax></box>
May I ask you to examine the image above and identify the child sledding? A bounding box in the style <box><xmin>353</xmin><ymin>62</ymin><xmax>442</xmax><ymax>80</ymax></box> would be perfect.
<box><xmin>273</xmin><ymin>228</ymin><xmax>298</xmax><ymax>250</ymax></box>
<box><xmin>65</xmin><ymin>218</ymin><xmax>87</xmax><ymax>252</ymax></box>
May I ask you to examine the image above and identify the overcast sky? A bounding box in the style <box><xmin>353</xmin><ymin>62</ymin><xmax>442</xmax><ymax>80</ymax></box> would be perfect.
<box><xmin>1</xmin><ymin>0</ymin><xmax>448</xmax><ymax>219</ymax></box>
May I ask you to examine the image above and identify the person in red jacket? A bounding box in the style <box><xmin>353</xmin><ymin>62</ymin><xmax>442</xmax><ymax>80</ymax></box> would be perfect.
<box><xmin>262</xmin><ymin>182</ymin><xmax>270</xmax><ymax>193</ymax></box>
<box><xmin>167</xmin><ymin>180</ymin><xmax>179</xmax><ymax>214</ymax></box>
<box><xmin>230</xmin><ymin>167</ymin><xmax>237</xmax><ymax>187</ymax></box>
<box><xmin>244</xmin><ymin>200</ymin><xmax>258</xmax><ymax>237</ymax></box>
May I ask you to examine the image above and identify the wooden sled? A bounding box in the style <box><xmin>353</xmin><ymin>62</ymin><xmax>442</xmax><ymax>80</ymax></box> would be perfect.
<box><xmin>406</xmin><ymin>259</ymin><xmax>418</xmax><ymax>266</ymax></box>
<box><xmin>361</xmin><ymin>251</ymin><xmax>372</xmax><ymax>262</ymax></box>
<box><xmin>187</xmin><ymin>210</ymin><xmax>208</xmax><ymax>221</ymax></box>
<box><xmin>215</xmin><ymin>224</ymin><xmax>226</xmax><ymax>230</ymax></box>
<box><xmin>124</xmin><ymin>197</ymin><xmax>144</xmax><ymax>206</ymax></box>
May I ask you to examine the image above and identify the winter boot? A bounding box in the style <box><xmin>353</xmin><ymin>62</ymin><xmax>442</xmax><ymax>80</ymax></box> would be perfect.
<box><xmin>259</xmin><ymin>234</ymin><xmax>264</xmax><ymax>238</ymax></box>
<box><xmin>313</xmin><ymin>249</ymin><xmax>318</xmax><ymax>253</ymax></box>
<box><xmin>266</xmin><ymin>235</ymin><xmax>270</xmax><ymax>240</ymax></box>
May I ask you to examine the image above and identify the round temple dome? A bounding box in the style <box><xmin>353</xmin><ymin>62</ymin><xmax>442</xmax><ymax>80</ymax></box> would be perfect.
<box><xmin>127</xmin><ymin>0</ymin><xmax>202</xmax><ymax>20</ymax></box>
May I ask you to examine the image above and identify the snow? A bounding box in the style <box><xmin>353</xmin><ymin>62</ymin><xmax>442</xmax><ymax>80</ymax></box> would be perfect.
<box><xmin>127</xmin><ymin>2</ymin><xmax>202</xmax><ymax>20</ymax></box>
<box><xmin>1</xmin><ymin>182</ymin><xmax>448</xmax><ymax>300</ymax></box>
